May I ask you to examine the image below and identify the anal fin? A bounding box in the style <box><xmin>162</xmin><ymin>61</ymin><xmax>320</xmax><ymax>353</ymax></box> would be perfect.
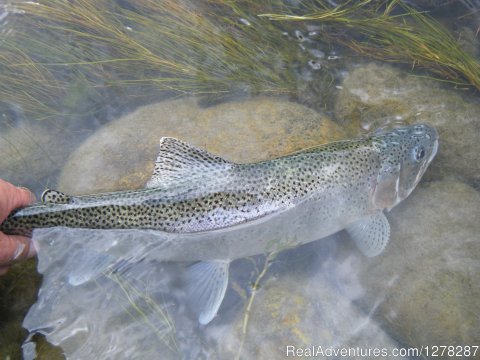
<box><xmin>346</xmin><ymin>212</ymin><xmax>390</xmax><ymax>257</ymax></box>
<box><xmin>185</xmin><ymin>260</ymin><xmax>230</xmax><ymax>325</ymax></box>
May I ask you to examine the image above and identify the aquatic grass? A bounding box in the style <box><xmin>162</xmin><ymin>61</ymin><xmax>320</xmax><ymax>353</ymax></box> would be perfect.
<box><xmin>260</xmin><ymin>0</ymin><xmax>480</xmax><ymax>91</ymax></box>
<box><xmin>100</xmin><ymin>271</ymin><xmax>178</xmax><ymax>354</ymax></box>
<box><xmin>0</xmin><ymin>44</ymin><xmax>66</xmax><ymax>120</ymax></box>
<box><xmin>1</xmin><ymin>0</ymin><xmax>303</xmax><ymax>120</ymax></box>
<box><xmin>236</xmin><ymin>251</ymin><xmax>279</xmax><ymax>360</ymax></box>
<box><xmin>3</xmin><ymin>0</ymin><xmax>476</xmax><ymax>122</ymax></box>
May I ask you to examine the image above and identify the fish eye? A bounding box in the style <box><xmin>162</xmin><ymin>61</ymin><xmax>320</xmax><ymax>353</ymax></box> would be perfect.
<box><xmin>412</xmin><ymin>145</ymin><xmax>426</xmax><ymax>161</ymax></box>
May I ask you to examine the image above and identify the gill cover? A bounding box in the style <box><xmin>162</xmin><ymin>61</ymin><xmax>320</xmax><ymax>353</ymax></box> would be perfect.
<box><xmin>372</xmin><ymin>124</ymin><xmax>438</xmax><ymax>211</ymax></box>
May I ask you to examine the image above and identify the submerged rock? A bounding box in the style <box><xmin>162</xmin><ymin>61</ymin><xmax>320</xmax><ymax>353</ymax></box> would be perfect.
<box><xmin>333</xmin><ymin>179</ymin><xmax>480</xmax><ymax>347</ymax></box>
<box><xmin>49</xmin><ymin>96</ymin><xmax>358</xmax><ymax>358</ymax></box>
<box><xmin>59</xmin><ymin>97</ymin><xmax>346</xmax><ymax>193</ymax></box>
<box><xmin>207</xmin><ymin>254</ymin><xmax>405</xmax><ymax>360</ymax></box>
<box><xmin>335</xmin><ymin>63</ymin><xmax>480</xmax><ymax>183</ymax></box>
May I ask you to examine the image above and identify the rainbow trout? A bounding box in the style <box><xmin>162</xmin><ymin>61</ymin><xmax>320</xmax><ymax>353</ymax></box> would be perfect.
<box><xmin>0</xmin><ymin>123</ymin><xmax>438</xmax><ymax>324</ymax></box>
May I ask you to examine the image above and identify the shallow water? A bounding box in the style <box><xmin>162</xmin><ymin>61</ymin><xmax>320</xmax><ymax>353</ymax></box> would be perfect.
<box><xmin>1</xmin><ymin>1</ymin><xmax>479</xmax><ymax>359</ymax></box>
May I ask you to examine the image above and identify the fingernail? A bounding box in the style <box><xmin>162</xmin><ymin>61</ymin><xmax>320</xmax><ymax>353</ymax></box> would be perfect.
<box><xmin>12</xmin><ymin>242</ymin><xmax>26</xmax><ymax>261</ymax></box>
<box><xmin>17</xmin><ymin>186</ymin><xmax>37</xmax><ymax>203</ymax></box>
<box><xmin>27</xmin><ymin>240</ymin><xmax>38</xmax><ymax>258</ymax></box>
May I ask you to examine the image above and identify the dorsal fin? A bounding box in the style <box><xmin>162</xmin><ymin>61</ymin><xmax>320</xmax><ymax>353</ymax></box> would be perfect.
<box><xmin>146</xmin><ymin>137</ymin><xmax>233</xmax><ymax>188</ymax></box>
<box><xmin>41</xmin><ymin>189</ymin><xmax>72</xmax><ymax>204</ymax></box>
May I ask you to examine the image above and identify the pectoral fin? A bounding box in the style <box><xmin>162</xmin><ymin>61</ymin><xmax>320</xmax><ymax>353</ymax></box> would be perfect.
<box><xmin>185</xmin><ymin>260</ymin><xmax>230</xmax><ymax>325</ymax></box>
<box><xmin>346</xmin><ymin>212</ymin><xmax>390</xmax><ymax>257</ymax></box>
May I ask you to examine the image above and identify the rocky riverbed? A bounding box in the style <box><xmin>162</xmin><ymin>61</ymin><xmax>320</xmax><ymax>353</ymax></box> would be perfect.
<box><xmin>1</xmin><ymin>61</ymin><xmax>479</xmax><ymax>359</ymax></box>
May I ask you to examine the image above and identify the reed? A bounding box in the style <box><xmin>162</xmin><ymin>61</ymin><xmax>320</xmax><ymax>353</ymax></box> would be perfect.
<box><xmin>260</xmin><ymin>0</ymin><xmax>480</xmax><ymax>91</ymax></box>
<box><xmin>105</xmin><ymin>272</ymin><xmax>178</xmax><ymax>354</ymax></box>
<box><xmin>2</xmin><ymin>0</ymin><xmax>478</xmax><ymax>122</ymax></box>
<box><xmin>1</xmin><ymin>0</ymin><xmax>300</xmax><ymax>120</ymax></box>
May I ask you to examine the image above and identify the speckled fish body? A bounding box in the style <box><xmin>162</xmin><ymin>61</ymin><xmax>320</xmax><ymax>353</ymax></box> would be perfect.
<box><xmin>1</xmin><ymin>124</ymin><xmax>438</xmax><ymax>261</ymax></box>
<box><xmin>0</xmin><ymin>123</ymin><xmax>438</xmax><ymax>324</ymax></box>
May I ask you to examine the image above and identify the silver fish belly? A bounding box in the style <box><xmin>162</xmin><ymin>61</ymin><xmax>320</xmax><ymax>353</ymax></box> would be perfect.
<box><xmin>0</xmin><ymin>123</ymin><xmax>438</xmax><ymax>324</ymax></box>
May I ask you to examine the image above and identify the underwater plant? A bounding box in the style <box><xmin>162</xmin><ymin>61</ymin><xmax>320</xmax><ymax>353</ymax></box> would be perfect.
<box><xmin>0</xmin><ymin>0</ymin><xmax>305</xmax><ymax>121</ymax></box>
<box><xmin>105</xmin><ymin>271</ymin><xmax>178</xmax><ymax>355</ymax></box>
<box><xmin>260</xmin><ymin>0</ymin><xmax>480</xmax><ymax>91</ymax></box>
<box><xmin>0</xmin><ymin>0</ymin><xmax>478</xmax><ymax>123</ymax></box>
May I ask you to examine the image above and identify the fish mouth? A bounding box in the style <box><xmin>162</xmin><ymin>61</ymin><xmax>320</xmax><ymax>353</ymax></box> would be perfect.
<box><xmin>429</xmin><ymin>138</ymin><xmax>439</xmax><ymax>163</ymax></box>
<box><xmin>403</xmin><ymin>137</ymin><xmax>439</xmax><ymax>201</ymax></box>
<box><xmin>388</xmin><ymin>137</ymin><xmax>438</xmax><ymax>210</ymax></box>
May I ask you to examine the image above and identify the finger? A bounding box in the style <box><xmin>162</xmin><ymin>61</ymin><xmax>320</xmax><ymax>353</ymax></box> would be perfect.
<box><xmin>0</xmin><ymin>233</ymin><xmax>35</xmax><ymax>265</ymax></box>
<box><xmin>0</xmin><ymin>179</ymin><xmax>36</xmax><ymax>222</ymax></box>
<box><xmin>10</xmin><ymin>185</ymin><xmax>37</xmax><ymax>209</ymax></box>
<box><xmin>17</xmin><ymin>186</ymin><xmax>37</xmax><ymax>204</ymax></box>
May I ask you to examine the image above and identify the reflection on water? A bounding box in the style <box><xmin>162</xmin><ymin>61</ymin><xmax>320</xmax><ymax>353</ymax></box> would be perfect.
<box><xmin>23</xmin><ymin>228</ymin><xmax>407</xmax><ymax>359</ymax></box>
<box><xmin>1</xmin><ymin>0</ymin><xmax>479</xmax><ymax>359</ymax></box>
<box><xmin>23</xmin><ymin>229</ymin><xmax>181</xmax><ymax>359</ymax></box>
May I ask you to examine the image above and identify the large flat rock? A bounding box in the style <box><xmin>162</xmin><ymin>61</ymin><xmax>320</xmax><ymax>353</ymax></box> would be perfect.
<box><xmin>335</xmin><ymin>63</ymin><xmax>480</xmax><ymax>183</ymax></box>
<box><xmin>59</xmin><ymin>97</ymin><xmax>346</xmax><ymax>193</ymax></box>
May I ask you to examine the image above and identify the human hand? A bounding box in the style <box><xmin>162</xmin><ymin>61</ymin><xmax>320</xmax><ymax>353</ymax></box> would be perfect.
<box><xmin>0</xmin><ymin>179</ymin><xmax>36</xmax><ymax>275</ymax></box>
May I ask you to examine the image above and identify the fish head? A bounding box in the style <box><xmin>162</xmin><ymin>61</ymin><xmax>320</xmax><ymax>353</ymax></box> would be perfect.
<box><xmin>371</xmin><ymin>123</ymin><xmax>438</xmax><ymax>210</ymax></box>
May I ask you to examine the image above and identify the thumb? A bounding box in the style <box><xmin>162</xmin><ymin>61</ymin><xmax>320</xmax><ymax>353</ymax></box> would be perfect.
<box><xmin>0</xmin><ymin>179</ymin><xmax>36</xmax><ymax>222</ymax></box>
<box><xmin>0</xmin><ymin>232</ymin><xmax>36</xmax><ymax>265</ymax></box>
